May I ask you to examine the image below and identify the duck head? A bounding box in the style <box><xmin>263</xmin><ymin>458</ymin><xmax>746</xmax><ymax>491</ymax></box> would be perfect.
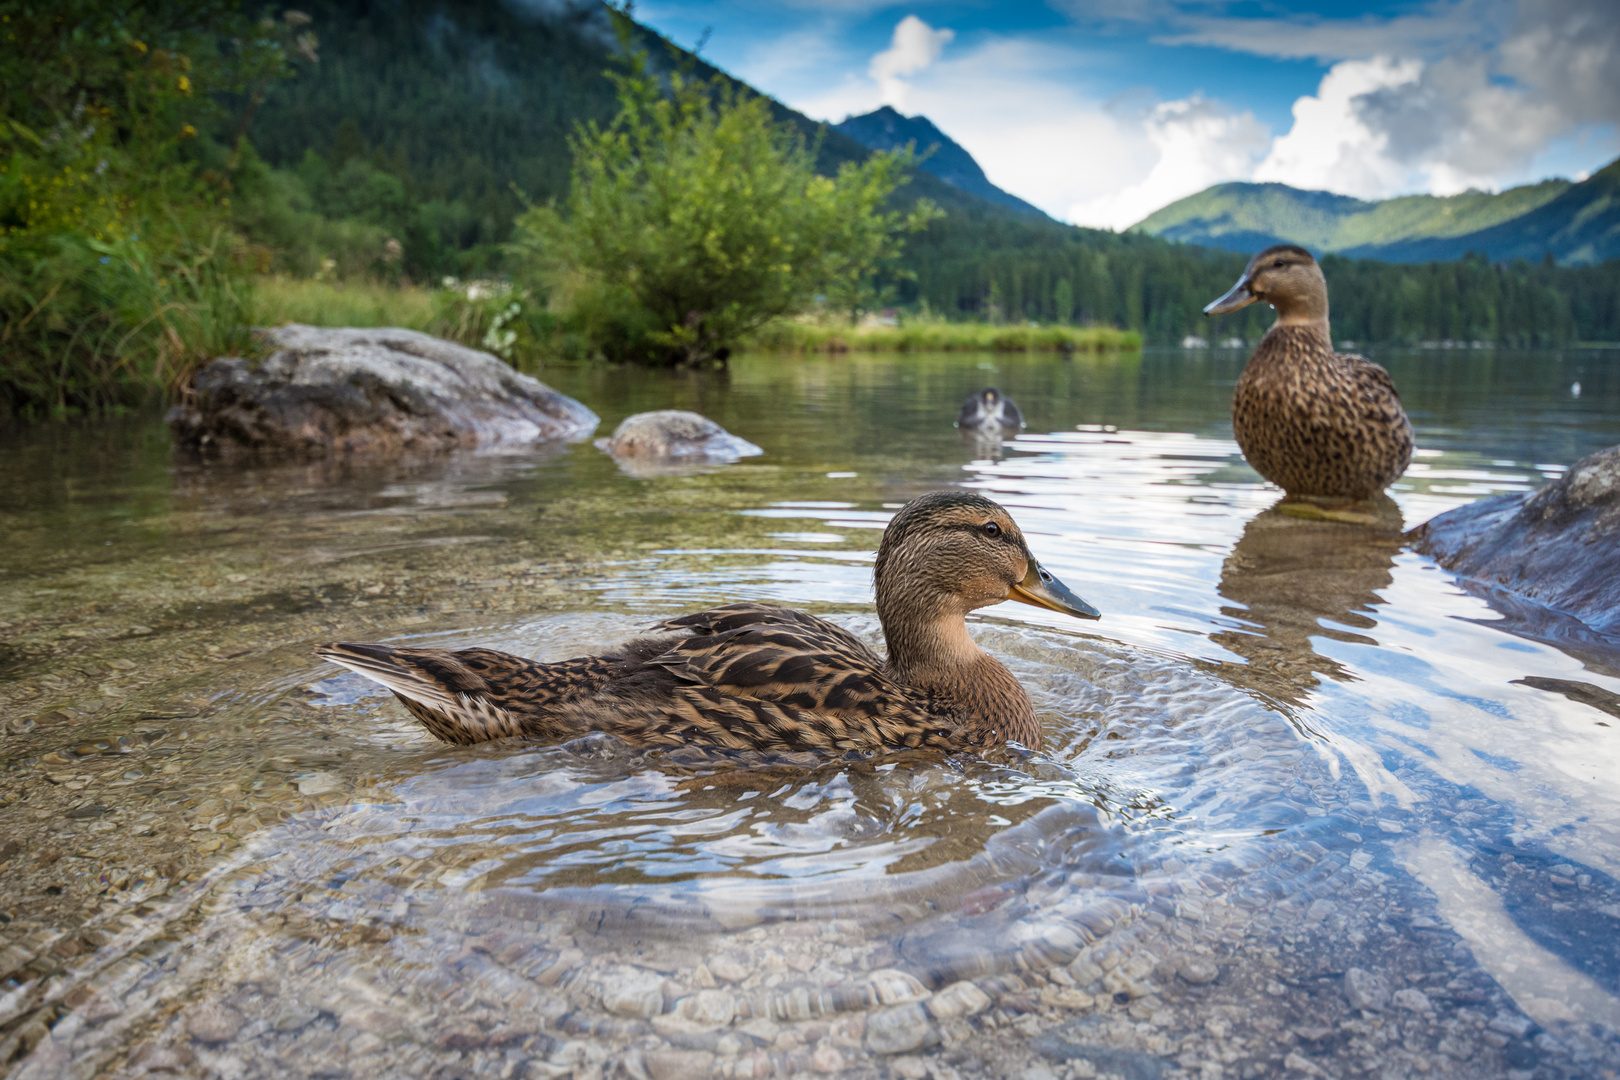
<box><xmin>874</xmin><ymin>492</ymin><xmax>1098</xmax><ymax>670</ymax></box>
<box><xmin>1204</xmin><ymin>245</ymin><xmax>1329</xmax><ymax>326</ymax></box>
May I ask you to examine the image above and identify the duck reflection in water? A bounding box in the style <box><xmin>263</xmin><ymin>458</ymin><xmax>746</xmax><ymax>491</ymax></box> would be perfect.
<box><xmin>1212</xmin><ymin>497</ymin><xmax>1405</xmax><ymax>707</ymax></box>
<box><xmin>957</xmin><ymin>387</ymin><xmax>1024</xmax><ymax>459</ymax></box>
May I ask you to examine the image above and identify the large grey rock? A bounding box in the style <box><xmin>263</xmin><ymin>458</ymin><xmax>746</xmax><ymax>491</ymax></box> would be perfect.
<box><xmin>169</xmin><ymin>325</ymin><xmax>598</xmax><ymax>456</ymax></box>
<box><xmin>594</xmin><ymin>410</ymin><xmax>762</xmax><ymax>477</ymax></box>
<box><xmin>1409</xmin><ymin>445</ymin><xmax>1620</xmax><ymax>635</ymax></box>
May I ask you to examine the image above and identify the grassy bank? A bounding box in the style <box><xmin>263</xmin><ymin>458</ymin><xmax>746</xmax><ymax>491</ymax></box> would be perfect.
<box><xmin>747</xmin><ymin>320</ymin><xmax>1141</xmax><ymax>353</ymax></box>
<box><xmin>251</xmin><ymin>277</ymin><xmax>437</xmax><ymax>331</ymax></box>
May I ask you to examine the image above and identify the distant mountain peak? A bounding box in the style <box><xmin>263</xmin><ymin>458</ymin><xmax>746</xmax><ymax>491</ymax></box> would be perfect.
<box><xmin>1131</xmin><ymin>163</ymin><xmax>1620</xmax><ymax>266</ymax></box>
<box><xmin>833</xmin><ymin>107</ymin><xmax>1048</xmax><ymax>220</ymax></box>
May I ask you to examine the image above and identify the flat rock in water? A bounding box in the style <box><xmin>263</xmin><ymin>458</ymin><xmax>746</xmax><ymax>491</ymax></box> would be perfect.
<box><xmin>1408</xmin><ymin>444</ymin><xmax>1620</xmax><ymax>635</ymax></box>
<box><xmin>169</xmin><ymin>325</ymin><xmax>598</xmax><ymax>456</ymax></box>
<box><xmin>595</xmin><ymin>410</ymin><xmax>762</xmax><ymax>477</ymax></box>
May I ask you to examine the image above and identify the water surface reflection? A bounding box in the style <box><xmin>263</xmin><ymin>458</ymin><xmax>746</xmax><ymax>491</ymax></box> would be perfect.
<box><xmin>1</xmin><ymin>347</ymin><xmax>1618</xmax><ymax>1080</ymax></box>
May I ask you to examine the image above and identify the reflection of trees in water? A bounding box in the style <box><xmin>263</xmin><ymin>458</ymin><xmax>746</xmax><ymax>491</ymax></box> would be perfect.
<box><xmin>1212</xmin><ymin>497</ymin><xmax>1405</xmax><ymax>707</ymax></box>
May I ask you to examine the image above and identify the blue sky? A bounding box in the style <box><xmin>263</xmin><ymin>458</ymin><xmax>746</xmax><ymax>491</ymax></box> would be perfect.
<box><xmin>632</xmin><ymin>0</ymin><xmax>1620</xmax><ymax>227</ymax></box>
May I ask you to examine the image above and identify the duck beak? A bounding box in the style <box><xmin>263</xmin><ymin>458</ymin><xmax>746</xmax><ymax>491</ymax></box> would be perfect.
<box><xmin>1010</xmin><ymin>559</ymin><xmax>1101</xmax><ymax>620</ymax></box>
<box><xmin>1203</xmin><ymin>273</ymin><xmax>1258</xmax><ymax>316</ymax></box>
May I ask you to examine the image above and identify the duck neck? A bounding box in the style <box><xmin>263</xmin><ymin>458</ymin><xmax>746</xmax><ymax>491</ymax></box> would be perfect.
<box><xmin>1271</xmin><ymin>284</ymin><xmax>1330</xmax><ymax>334</ymax></box>
<box><xmin>1264</xmin><ymin>318</ymin><xmax>1332</xmax><ymax>353</ymax></box>
<box><xmin>877</xmin><ymin>593</ymin><xmax>983</xmax><ymax>687</ymax></box>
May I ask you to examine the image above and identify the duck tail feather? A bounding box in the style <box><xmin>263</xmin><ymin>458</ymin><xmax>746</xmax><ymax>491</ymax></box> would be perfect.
<box><xmin>317</xmin><ymin>642</ymin><xmax>517</xmax><ymax>744</ymax></box>
<box><xmin>316</xmin><ymin>642</ymin><xmax>458</xmax><ymax>709</ymax></box>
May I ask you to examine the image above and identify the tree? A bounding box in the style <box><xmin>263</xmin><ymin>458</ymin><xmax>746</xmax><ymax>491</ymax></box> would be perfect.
<box><xmin>512</xmin><ymin>9</ymin><xmax>938</xmax><ymax>365</ymax></box>
<box><xmin>0</xmin><ymin>1</ymin><xmax>303</xmax><ymax>414</ymax></box>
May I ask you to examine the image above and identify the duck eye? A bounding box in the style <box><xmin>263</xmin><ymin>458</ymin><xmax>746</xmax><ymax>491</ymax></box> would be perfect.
<box><xmin>1273</xmin><ymin>260</ymin><xmax>1285</xmax><ymax>268</ymax></box>
<box><xmin>981</xmin><ymin>522</ymin><xmax>1001</xmax><ymax>538</ymax></box>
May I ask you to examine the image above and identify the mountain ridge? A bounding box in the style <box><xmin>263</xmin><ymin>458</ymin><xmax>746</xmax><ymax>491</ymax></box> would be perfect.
<box><xmin>833</xmin><ymin>106</ymin><xmax>1049</xmax><ymax>220</ymax></box>
<box><xmin>1132</xmin><ymin>165</ymin><xmax>1619</xmax><ymax>265</ymax></box>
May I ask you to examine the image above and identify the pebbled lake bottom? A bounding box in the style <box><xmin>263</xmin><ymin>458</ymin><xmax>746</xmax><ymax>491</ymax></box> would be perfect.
<box><xmin>1</xmin><ymin>347</ymin><xmax>1618</xmax><ymax>1080</ymax></box>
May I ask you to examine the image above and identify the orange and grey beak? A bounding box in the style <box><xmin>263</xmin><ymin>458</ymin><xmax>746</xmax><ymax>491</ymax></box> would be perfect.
<box><xmin>1203</xmin><ymin>273</ymin><xmax>1259</xmax><ymax>316</ymax></box>
<box><xmin>1010</xmin><ymin>558</ymin><xmax>1100</xmax><ymax>620</ymax></box>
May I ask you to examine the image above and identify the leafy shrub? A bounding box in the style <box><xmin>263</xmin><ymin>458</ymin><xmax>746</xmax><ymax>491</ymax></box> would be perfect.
<box><xmin>511</xmin><ymin>10</ymin><xmax>937</xmax><ymax>366</ymax></box>
<box><xmin>0</xmin><ymin>1</ymin><xmax>299</xmax><ymax>415</ymax></box>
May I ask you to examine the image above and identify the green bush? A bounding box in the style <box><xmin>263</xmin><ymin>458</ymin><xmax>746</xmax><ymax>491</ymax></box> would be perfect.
<box><xmin>0</xmin><ymin>1</ymin><xmax>298</xmax><ymax>416</ymax></box>
<box><xmin>511</xmin><ymin>10</ymin><xmax>937</xmax><ymax>366</ymax></box>
<box><xmin>427</xmin><ymin>280</ymin><xmax>556</xmax><ymax>370</ymax></box>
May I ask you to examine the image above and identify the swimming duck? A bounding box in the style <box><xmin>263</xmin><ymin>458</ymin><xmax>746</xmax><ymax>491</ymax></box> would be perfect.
<box><xmin>317</xmin><ymin>491</ymin><xmax>1099</xmax><ymax>754</ymax></box>
<box><xmin>957</xmin><ymin>388</ymin><xmax>1024</xmax><ymax>431</ymax></box>
<box><xmin>1204</xmin><ymin>246</ymin><xmax>1413</xmax><ymax>501</ymax></box>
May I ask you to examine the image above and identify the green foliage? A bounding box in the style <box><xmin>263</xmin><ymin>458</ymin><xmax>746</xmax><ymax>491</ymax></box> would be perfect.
<box><xmin>251</xmin><ymin>275</ymin><xmax>435</xmax><ymax>330</ymax></box>
<box><xmin>511</xmin><ymin>12</ymin><xmax>937</xmax><ymax>365</ymax></box>
<box><xmin>0</xmin><ymin>0</ymin><xmax>299</xmax><ymax>415</ymax></box>
<box><xmin>427</xmin><ymin>280</ymin><xmax>554</xmax><ymax>369</ymax></box>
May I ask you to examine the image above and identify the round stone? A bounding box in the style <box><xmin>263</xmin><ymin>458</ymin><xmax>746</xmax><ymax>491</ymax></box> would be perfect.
<box><xmin>864</xmin><ymin>1003</ymin><xmax>938</xmax><ymax>1055</ymax></box>
<box><xmin>184</xmin><ymin>1005</ymin><xmax>243</xmax><ymax>1044</ymax></box>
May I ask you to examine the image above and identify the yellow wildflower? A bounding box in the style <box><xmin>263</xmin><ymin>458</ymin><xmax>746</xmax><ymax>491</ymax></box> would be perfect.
<box><xmin>180</xmin><ymin>124</ymin><xmax>197</xmax><ymax>139</ymax></box>
<box><xmin>177</xmin><ymin>75</ymin><xmax>191</xmax><ymax>94</ymax></box>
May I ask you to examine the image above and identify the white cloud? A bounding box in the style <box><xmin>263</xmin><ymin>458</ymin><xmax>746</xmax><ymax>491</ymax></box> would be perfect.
<box><xmin>1251</xmin><ymin>57</ymin><xmax>1424</xmax><ymax>198</ymax></box>
<box><xmin>869</xmin><ymin>15</ymin><xmax>954</xmax><ymax>111</ymax></box>
<box><xmin>792</xmin><ymin>33</ymin><xmax>1269</xmax><ymax>229</ymax></box>
<box><xmin>774</xmin><ymin>0</ymin><xmax>1619</xmax><ymax>228</ymax></box>
<box><xmin>1069</xmin><ymin>94</ymin><xmax>1270</xmax><ymax>229</ymax></box>
<box><xmin>1177</xmin><ymin>0</ymin><xmax>1619</xmax><ymax>199</ymax></box>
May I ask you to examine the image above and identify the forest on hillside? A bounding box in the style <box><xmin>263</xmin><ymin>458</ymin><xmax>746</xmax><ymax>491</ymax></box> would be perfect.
<box><xmin>5</xmin><ymin>0</ymin><xmax>1619</xmax><ymax>416</ymax></box>
<box><xmin>238</xmin><ymin>0</ymin><xmax>1620</xmax><ymax>347</ymax></box>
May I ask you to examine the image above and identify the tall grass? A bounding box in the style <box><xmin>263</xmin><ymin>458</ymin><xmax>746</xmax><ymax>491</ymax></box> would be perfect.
<box><xmin>251</xmin><ymin>276</ymin><xmax>436</xmax><ymax>330</ymax></box>
<box><xmin>745</xmin><ymin>319</ymin><xmax>1141</xmax><ymax>353</ymax></box>
<box><xmin>0</xmin><ymin>231</ymin><xmax>257</xmax><ymax>418</ymax></box>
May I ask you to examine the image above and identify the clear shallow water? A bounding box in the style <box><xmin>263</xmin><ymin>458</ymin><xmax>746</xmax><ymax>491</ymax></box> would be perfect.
<box><xmin>1</xmin><ymin>347</ymin><xmax>1618</xmax><ymax>1080</ymax></box>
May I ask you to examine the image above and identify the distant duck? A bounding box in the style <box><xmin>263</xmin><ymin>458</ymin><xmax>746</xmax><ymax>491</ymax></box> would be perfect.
<box><xmin>1204</xmin><ymin>246</ymin><xmax>1413</xmax><ymax>502</ymax></box>
<box><xmin>958</xmin><ymin>388</ymin><xmax>1024</xmax><ymax>431</ymax></box>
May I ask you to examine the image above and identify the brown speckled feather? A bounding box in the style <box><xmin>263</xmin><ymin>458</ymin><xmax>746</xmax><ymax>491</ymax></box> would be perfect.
<box><xmin>317</xmin><ymin>604</ymin><xmax>968</xmax><ymax>753</ymax></box>
<box><xmin>1233</xmin><ymin>325</ymin><xmax>1414</xmax><ymax>499</ymax></box>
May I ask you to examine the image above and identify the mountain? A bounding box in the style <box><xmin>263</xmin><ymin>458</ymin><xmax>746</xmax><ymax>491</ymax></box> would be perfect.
<box><xmin>1131</xmin><ymin>165</ymin><xmax>1620</xmax><ymax>266</ymax></box>
<box><xmin>833</xmin><ymin>107</ymin><xmax>1049</xmax><ymax>219</ymax></box>
<box><xmin>246</xmin><ymin>1</ymin><xmax>1043</xmax><ymax>270</ymax></box>
<box><xmin>235</xmin><ymin>0</ymin><xmax>1620</xmax><ymax>345</ymax></box>
<box><xmin>1341</xmin><ymin>159</ymin><xmax>1620</xmax><ymax>265</ymax></box>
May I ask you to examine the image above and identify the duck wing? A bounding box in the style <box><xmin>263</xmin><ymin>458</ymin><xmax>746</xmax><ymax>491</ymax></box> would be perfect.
<box><xmin>650</xmin><ymin>601</ymin><xmax>882</xmax><ymax>663</ymax></box>
<box><xmin>557</xmin><ymin>605</ymin><xmax>956</xmax><ymax>753</ymax></box>
<box><xmin>1339</xmin><ymin>352</ymin><xmax>1403</xmax><ymax>406</ymax></box>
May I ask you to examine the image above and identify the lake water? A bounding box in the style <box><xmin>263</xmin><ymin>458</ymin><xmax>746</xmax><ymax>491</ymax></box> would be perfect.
<box><xmin>1</xmin><ymin>346</ymin><xmax>1618</xmax><ymax>1080</ymax></box>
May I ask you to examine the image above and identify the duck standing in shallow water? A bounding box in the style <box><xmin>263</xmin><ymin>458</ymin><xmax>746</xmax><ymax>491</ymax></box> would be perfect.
<box><xmin>318</xmin><ymin>492</ymin><xmax>1098</xmax><ymax>755</ymax></box>
<box><xmin>1204</xmin><ymin>245</ymin><xmax>1413</xmax><ymax>501</ymax></box>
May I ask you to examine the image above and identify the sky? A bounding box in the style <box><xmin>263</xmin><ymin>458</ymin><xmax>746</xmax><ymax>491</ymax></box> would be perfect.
<box><xmin>631</xmin><ymin>0</ymin><xmax>1620</xmax><ymax>229</ymax></box>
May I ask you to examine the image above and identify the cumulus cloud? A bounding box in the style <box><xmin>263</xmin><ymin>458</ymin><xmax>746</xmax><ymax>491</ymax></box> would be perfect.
<box><xmin>1069</xmin><ymin>95</ymin><xmax>1270</xmax><ymax>229</ymax></box>
<box><xmin>1215</xmin><ymin>0</ymin><xmax>1620</xmax><ymax>198</ymax></box>
<box><xmin>869</xmin><ymin>15</ymin><xmax>954</xmax><ymax>110</ymax></box>
<box><xmin>793</xmin><ymin>33</ymin><xmax>1272</xmax><ymax>229</ymax></box>
<box><xmin>778</xmin><ymin>0</ymin><xmax>1617</xmax><ymax>229</ymax></box>
<box><xmin>1250</xmin><ymin>58</ymin><xmax>1424</xmax><ymax>198</ymax></box>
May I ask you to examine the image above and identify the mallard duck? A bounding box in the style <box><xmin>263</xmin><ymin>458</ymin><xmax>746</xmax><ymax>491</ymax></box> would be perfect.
<box><xmin>1204</xmin><ymin>245</ymin><xmax>1413</xmax><ymax>501</ymax></box>
<box><xmin>317</xmin><ymin>491</ymin><xmax>1099</xmax><ymax>754</ymax></box>
<box><xmin>957</xmin><ymin>388</ymin><xmax>1024</xmax><ymax>431</ymax></box>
